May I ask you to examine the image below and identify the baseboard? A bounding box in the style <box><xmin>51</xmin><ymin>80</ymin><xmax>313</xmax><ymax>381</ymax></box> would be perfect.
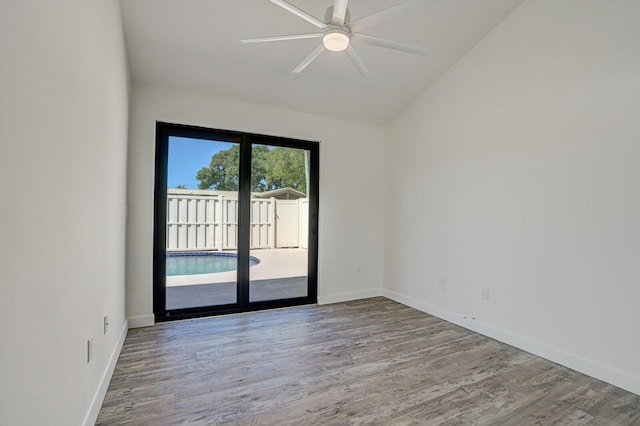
<box><xmin>128</xmin><ymin>314</ymin><xmax>155</xmax><ymax>328</ymax></box>
<box><xmin>82</xmin><ymin>319</ymin><xmax>128</xmax><ymax>426</ymax></box>
<box><xmin>383</xmin><ymin>288</ymin><xmax>640</xmax><ymax>397</ymax></box>
<box><xmin>318</xmin><ymin>288</ymin><xmax>383</xmax><ymax>305</ymax></box>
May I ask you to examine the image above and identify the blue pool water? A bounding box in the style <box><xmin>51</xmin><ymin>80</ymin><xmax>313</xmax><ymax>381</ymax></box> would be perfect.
<box><xmin>166</xmin><ymin>252</ymin><xmax>260</xmax><ymax>276</ymax></box>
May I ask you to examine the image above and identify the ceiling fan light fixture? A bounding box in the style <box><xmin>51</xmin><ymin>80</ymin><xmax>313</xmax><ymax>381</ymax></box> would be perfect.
<box><xmin>323</xmin><ymin>28</ymin><xmax>350</xmax><ymax>52</ymax></box>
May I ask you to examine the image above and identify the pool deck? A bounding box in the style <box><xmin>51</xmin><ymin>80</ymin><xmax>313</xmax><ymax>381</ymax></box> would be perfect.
<box><xmin>165</xmin><ymin>248</ymin><xmax>309</xmax><ymax>309</ymax></box>
<box><xmin>166</xmin><ymin>248</ymin><xmax>308</xmax><ymax>287</ymax></box>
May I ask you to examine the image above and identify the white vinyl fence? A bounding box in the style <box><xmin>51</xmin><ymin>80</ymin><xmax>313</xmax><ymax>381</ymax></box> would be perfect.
<box><xmin>166</xmin><ymin>192</ymin><xmax>309</xmax><ymax>251</ymax></box>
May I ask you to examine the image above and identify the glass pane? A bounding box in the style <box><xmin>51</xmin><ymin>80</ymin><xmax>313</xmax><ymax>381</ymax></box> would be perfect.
<box><xmin>165</xmin><ymin>137</ymin><xmax>239</xmax><ymax>309</ymax></box>
<box><xmin>249</xmin><ymin>144</ymin><xmax>309</xmax><ymax>302</ymax></box>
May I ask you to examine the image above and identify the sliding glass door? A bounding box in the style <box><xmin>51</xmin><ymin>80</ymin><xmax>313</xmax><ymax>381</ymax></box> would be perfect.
<box><xmin>249</xmin><ymin>143</ymin><xmax>310</xmax><ymax>303</ymax></box>
<box><xmin>154</xmin><ymin>123</ymin><xmax>318</xmax><ymax>321</ymax></box>
<box><xmin>164</xmin><ymin>136</ymin><xmax>240</xmax><ymax>310</ymax></box>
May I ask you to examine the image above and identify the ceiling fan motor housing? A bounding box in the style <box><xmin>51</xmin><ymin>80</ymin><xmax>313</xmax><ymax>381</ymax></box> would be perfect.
<box><xmin>323</xmin><ymin>6</ymin><xmax>351</xmax><ymax>51</ymax></box>
<box><xmin>323</xmin><ymin>25</ymin><xmax>351</xmax><ymax>51</ymax></box>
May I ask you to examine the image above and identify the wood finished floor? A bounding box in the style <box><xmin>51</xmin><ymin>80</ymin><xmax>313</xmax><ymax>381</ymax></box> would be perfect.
<box><xmin>97</xmin><ymin>298</ymin><xmax>640</xmax><ymax>425</ymax></box>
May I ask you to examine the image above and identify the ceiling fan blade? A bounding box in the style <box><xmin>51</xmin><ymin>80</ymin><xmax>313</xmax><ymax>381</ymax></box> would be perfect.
<box><xmin>351</xmin><ymin>0</ymin><xmax>417</xmax><ymax>32</ymax></box>
<box><xmin>292</xmin><ymin>43</ymin><xmax>325</xmax><ymax>73</ymax></box>
<box><xmin>270</xmin><ymin>0</ymin><xmax>327</xmax><ymax>29</ymax></box>
<box><xmin>352</xmin><ymin>33</ymin><xmax>428</xmax><ymax>55</ymax></box>
<box><xmin>345</xmin><ymin>46</ymin><xmax>370</xmax><ymax>77</ymax></box>
<box><xmin>241</xmin><ymin>33</ymin><xmax>323</xmax><ymax>44</ymax></box>
<box><xmin>332</xmin><ymin>0</ymin><xmax>349</xmax><ymax>25</ymax></box>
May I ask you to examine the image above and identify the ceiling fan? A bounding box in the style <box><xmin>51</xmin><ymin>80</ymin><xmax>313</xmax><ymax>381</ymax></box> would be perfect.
<box><xmin>241</xmin><ymin>0</ymin><xmax>427</xmax><ymax>76</ymax></box>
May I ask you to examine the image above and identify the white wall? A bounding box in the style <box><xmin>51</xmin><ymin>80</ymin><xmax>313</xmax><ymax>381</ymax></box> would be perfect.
<box><xmin>385</xmin><ymin>0</ymin><xmax>640</xmax><ymax>395</ymax></box>
<box><xmin>126</xmin><ymin>85</ymin><xmax>385</xmax><ymax>325</ymax></box>
<box><xmin>0</xmin><ymin>1</ymin><xmax>129</xmax><ymax>425</ymax></box>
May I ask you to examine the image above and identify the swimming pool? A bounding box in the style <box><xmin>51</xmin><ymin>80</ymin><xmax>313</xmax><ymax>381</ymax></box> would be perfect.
<box><xmin>166</xmin><ymin>252</ymin><xmax>260</xmax><ymax>276</ymax></box>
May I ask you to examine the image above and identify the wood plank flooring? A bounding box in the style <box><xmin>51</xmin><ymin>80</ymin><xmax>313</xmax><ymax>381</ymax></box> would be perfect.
<box><xmin>97</xmin><ymin>298</ymin><xmax>640</xmax><ymax>425</ymax></box>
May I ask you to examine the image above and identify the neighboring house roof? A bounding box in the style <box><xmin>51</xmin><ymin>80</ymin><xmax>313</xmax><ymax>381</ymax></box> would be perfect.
<box><xmin>254</xmin><ymin>188</ymin><xmax>306</xmax><ymax>199</ymax></box>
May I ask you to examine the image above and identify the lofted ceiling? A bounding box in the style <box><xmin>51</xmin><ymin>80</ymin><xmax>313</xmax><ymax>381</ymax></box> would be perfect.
<box><xmin>120</xmin><ymin>0</ymin><xmax>525</xmax><ymax>124</ymax></box>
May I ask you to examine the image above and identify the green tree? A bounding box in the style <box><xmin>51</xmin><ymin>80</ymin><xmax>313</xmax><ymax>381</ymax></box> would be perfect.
<box><xmin>265</xmin><ymin>147</ymin><xmax>306</xmax><ymax>194</ymax></box>
<box><xmin>195</xmin><ymin>145</ymin><xmax>240</xmax><ymax>190</ymax></box>
<box><xmin>250</xmin><ymin>145</ymin><xmax>270</xmax><ymax>192</ymax></box>
<box><xmin>174</xmin><ymin>185</ymin><xmax>187</xmax><ymax>189</ymax></box>
<box><xmin>196</xmin><ymin>145</ymin><xmax>306</xmax><ymax>193</ymax></box>
<box><xmin>195</xmin><ymin>144</ymin><xmax>272</xmax><ymax>192</ymax></box>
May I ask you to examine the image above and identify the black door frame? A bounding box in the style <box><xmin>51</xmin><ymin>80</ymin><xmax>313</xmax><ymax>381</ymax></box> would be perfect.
<box><xmin>153</xmin><ymin>122</ymin><xmax>319</xmax><ymax>322</ymax></box>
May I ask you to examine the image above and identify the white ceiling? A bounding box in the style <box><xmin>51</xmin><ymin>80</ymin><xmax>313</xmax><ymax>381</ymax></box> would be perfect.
<box><xmin>120</xmin><ymin>0</ymin><xmax>525</xmax><ymax>124</ymax></box>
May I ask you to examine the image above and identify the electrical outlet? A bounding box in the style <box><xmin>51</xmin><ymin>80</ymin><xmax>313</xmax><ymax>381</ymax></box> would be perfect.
<box><xmin>481</xmin><ymin>287</ymin><xmax>490</xmax><ymax>301</ymax></box>
<box><xmin>104</xmin><ymin>315</ymin><xmax>109</xmax><ymax>335</ymax></box>
<box><xmin>438</xmin><ymin>277</ymin><xmax>447</xmax><ymax>290</ymax></box>
<box><xmin>87</xmin><ymin>336</ymin><xmax>93</xmax><ymax>363</ymax></box>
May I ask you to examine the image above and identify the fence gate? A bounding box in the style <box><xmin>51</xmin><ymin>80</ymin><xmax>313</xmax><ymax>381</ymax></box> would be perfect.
<box><xmin>275</xmin><ymin>200</ymin><xmax>299</xmax><ymax>248</ymax></box>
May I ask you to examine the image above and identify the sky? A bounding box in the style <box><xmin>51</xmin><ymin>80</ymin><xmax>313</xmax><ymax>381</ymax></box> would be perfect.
<box><xmin>167</xmin><ymin>136</ymin><xmax>232</xmax><ymax>189</ymax></box>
